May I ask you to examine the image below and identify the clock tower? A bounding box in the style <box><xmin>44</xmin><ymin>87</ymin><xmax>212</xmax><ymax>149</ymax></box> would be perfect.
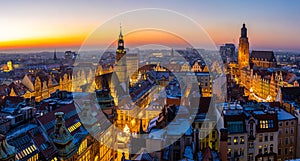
<box><xmin>238</xmin><ymin>23</ymin><xmax>249</xmax><ymax>69</ymax></box>
<box><xmin>115</xmin><ymin>24</ymin><xmax>127</xmax><ymax>85</ymax></box>
<box><xmin>116</xmin><ymin>25</ymin><xmax>126</xmax><ymax>62</ymax></box>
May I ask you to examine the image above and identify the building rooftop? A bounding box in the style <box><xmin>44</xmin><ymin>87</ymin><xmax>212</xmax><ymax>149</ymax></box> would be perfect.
<box><xmin>251</xmin><ymin>50</ymin><xmax>276</xmax><ymax>62</ymax></box>
<box><xmin>277</xmin><ymin>109</ymin><xmax>296</xmax><ymax>121</ymax></box>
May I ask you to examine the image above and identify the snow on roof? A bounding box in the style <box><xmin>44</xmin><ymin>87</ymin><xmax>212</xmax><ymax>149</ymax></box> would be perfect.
<box><xmin>147</xmin><ymin>116</ymin><xmax>159</xmax><ymax>132</ymax></box>
<box><xmin>21</xmin><ymin>106</ymin><xmax>33</xmax><ymax>110</ymax></box>
<box><xmin>277</xmin><ymin>109</ymin><xmax>296</xmax><ymax>121</ymax></box>
<box><xmin>167</xmin><ymin>119</ymin><xmax>190</xmax><ymax>136</ymax></box>
<box><xmin>252</xmin><ymin>111</ymin><xmax>266</xmax><ymax>115</ymax></box>
<box><xmin>7</xmin><ymin>124</ymin><xmax>37</xmax><ymax>140</ymax></box>
<box><xmin>149</xmin><ymin>128</ymin><xmax>165</xmax><ymax>140</ymax></box>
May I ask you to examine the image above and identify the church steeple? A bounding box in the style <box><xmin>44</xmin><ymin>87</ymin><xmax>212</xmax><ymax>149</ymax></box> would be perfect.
<box><xmin>117</xmin><ymin>23</ymin><xmax>125</xmax><ymax>51</ymax></box>
<box><xmin>115</xmin><ymin>24</ymin><xmax>127</xmax><ymax>90</ymax></box>
<box><xmin>119</xmin><ymin>24</ymin><xmax>123</xmax><ymax>39</ymax></box>
<box><xmin>241</xmin><ymin>23</ymin><xmax>247</xmax><ymax>38</ymax></box>
<box><xmin>238</xmin><ymin>23</ymin><xmax>249</xmax><ymax>69</ymax></box>
<box><xmin>54</xmin><ymin>50</ymin><xmax>57</xmax><ymax>60</ymax></box>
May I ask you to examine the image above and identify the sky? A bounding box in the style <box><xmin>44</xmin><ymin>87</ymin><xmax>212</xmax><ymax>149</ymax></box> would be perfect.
<box><xmin>0</xmin><ymin>0</ymin><xmax>300</xmax><ymax>52</ymax></box>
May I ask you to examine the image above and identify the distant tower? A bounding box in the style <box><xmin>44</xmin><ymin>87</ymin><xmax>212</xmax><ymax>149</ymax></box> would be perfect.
<box><xmin>115</xmin><ymin>24</ymin><xmax>127</xmax><ymax>85</ymax></box>
<box><xmin>54</xmin><ymin>50</ymin><xmax>57</xmax><ymax>60</ymax></box>
<box><xmin>116</xmin><ymin>24</ymin><xmax>126</xmax><ymax>62</ymax></box>
<box><xmin>238</xmin><ymin>23</ymin><xmax>249</xmax><ymax>69</ymax></box>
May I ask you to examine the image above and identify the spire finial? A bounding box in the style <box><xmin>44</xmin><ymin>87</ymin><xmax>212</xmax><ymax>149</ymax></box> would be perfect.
<box><xmin>241</xmin><ymin>22</ymin><xmax>247</xmax><ymax>38</ymax></box>
<box><xmin>54</xmin><ymin>49</ymin><xmax>57</xmax><ymax>60</ymax></box>
<box><xmin>120</xmin><ymin>23</ymin><xmax>122</xmax><ymax>35</ymax></box>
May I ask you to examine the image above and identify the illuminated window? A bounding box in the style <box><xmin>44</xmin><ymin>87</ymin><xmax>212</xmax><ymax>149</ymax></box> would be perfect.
<box><xmin>240</xmin><ymin>136</ymin><xmax>244</xmax><ymax>144</ymax></box>
<box><xmin>233</xmin><ymin>137</ymin><xmax>238</xmax><ymax>144</ymax></box>
<box><xmin>290</xmin><ymin>147</ymin><xmax>293</xmax><ymax>154</ymax></box>
<box><xmin>259</xmin><ymin>120</ymin><xmax>274</xmax><ymax>129</ymax></box>
<box><xmin>258</xmin><ymin>145</ymin><xmax>262</xmax><ymax>154</ymax></box>
<box><xmin>68</xmin><ymin>122</ymin><xmax>82</xmax><ymax>133</ymax></box>
<box><xmin>228</xmin><ymin>148</ymin><xmax>232</xmax><ymax>156</ymax></box>
<box><xmin>78</xmin><ymin>139</ymin><xmax>88</xmax><ymax>155</ymax></box>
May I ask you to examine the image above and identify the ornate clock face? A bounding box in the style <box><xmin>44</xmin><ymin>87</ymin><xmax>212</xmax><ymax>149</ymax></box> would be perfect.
<box><xmin>119</xmin><ymin>42</ymin><xmax>123</xmax><ymax>46</ymax></box>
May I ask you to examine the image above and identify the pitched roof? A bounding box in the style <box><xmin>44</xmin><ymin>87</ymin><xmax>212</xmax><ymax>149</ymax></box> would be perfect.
<box><xmin>29</xmin><ymin>127</ymin><xmax>58</xmax><ymax>160</ymax></box>
<box><xmin>8</xmin><ymin>133</ymin><xmax>39</xmax><ymax>161</ymax></box>
<box><xmin>34</xmin><ymin>102</ymin><xmax>88</xmax><ymax>159</ymax></box>
<box><xmin>251</xmin><ymin>50</ymin><xmax>276</xmax><ymax>62</ymax></box>
<box><xmin>21</xmin><ymin>74</ymin><xmax>35</xmax><ymax>92</ymax></box>
<box><xmin>281</xmin><ymin>87</ymin><xmax>300</xmax><ymax>101</ymax></box>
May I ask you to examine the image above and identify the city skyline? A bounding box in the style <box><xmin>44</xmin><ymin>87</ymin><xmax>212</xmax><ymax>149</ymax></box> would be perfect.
<box><xmin>2</xmin><ymin>7</ymin><xmax>300</xmax><ymax>160</ymax></box>
<box><xmin>1</xmin><ymin>0</ymin><xmax>300</xmax><ymax>52</ymax></box>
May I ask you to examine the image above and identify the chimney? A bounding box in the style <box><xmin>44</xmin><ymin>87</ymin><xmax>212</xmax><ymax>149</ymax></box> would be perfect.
<box><xmin>49</xmin><ymin>102</ymin><xmax>56</xmax><ymax>112</ymax></box>
<box><xmin>54</xmin><ymin>112</ymin><xmax>65</xmax><ymax>135</ymax></box>
<box><xmin>51</xmin><ymin>112</ymin><xmax>76</xmax><ymax>157</ymax></box>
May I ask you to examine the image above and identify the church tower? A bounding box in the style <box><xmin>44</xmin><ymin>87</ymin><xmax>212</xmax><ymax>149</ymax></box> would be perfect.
<box><xmin>115</xmin><ymin>24</ymin><xmax>127</xmax><ymax>85</ymax></box>
<box><xmin>238</xmin><ymin>23</ymin><xmax>249</xmax><ymax>69</ymax></box>
<box><xmin>54</xmin><ymin>50</ymin><xmax>57</xmax><ymax>60</ymax></box>
<box><xmin>116</xmin><ymin>25</ymin><xmax>126</xmax><ymax>62</ymax></box>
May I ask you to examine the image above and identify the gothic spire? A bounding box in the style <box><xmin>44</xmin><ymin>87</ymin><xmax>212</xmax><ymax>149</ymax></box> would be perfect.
<box><xmin>241</xmin><ymin>23</ymin><xmax>247</xmax><ymax>38</ymax></box>
<box><xmin>54</xmin><ymin>49</ymin><xmax>57</xmax><ymax>60</ymax></box>
<box><xmin>119</xmin><ymin>23</ymin><xmax>123</xmax><ymax>39</ymax></box>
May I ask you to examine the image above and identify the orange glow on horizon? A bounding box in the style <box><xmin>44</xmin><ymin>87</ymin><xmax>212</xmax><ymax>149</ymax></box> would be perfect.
<box><xmin>1</xmin><ymin>30</ymin><xmax>193</xmax><ymax>51</ymax></box>
<box><xmin>1</xmin><ymin>27</ymin><xmax>298</xmax><ymax>52</ymax></box>
<box><xmin>124</xmin><ymin>30</ymin><xmax>192</xmax><ymax>48</ymax></box>
<box><xmin>0</xmin><ymin>35</ymin><xmax>86</xmax><ymax>51</ymax></box>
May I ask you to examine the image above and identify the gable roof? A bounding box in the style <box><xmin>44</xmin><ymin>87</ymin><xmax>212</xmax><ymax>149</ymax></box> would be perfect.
<box><xmin>281</xmin><ymin>87</ymin><xmax>300</xmax><ymax>102</ymax></box>
<box><xmin>29</xmin><ymin>127</ymin><xmax>58</xmax><ymax>160</ymax></box>
<box><xmin>251</xmin><ymin>50</ymin><xmax>276</xmax><ymax>62</ymax></box>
